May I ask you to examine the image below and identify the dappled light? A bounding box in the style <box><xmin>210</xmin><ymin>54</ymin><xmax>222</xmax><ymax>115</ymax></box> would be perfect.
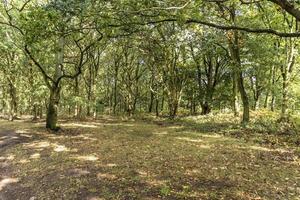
<box><xmin>97</xmin><ymin>173</ymin><xmax>117</xmax><ymax>180</ymax></box>
<box><xmin>30</xmin><ymin>153</ymin><xmax>40</xmax><ymax>159</ymax></box>
<box><xmin>176</xmin><ymin>137</ymin><xmax>203</xmax><ymax>143</ymax></box>
<box><xmin>61</xmin><ymin>123</ymin><xmax>98</xmax><ymax>128</ymax></box>
<box><xmin>87</xmin><ymin>197</ymin><xmax>105</xmax><ymax>200</ymax></box>
<box><xmin>74</xmin><ymin>155</ymin><xmax>98</xmax><ymax>161</ymax></box>
<box><xmin>102</xmin><ymin>123</ymin><xmax>135</xmax><ymax>127</ymax></box>
<box><xmin>15</xmin><ymin>129</ymin><xmax>29</xmax><ymax>134</ymax></box>
<box><xmin>0</xmin><ymin>178</ymin><xmax>19</xmax><ymax>191</ymax></box>
<box><xmin>152</xmin><ymin>131</ymin><xmax>168</xmax><ymax>135</ymax></box>
<box><xmin>168</xmin><ymin>126</ymin><xmax>182</xmax><ymax>129</ymax></box>
<box><xmin>106</xmin><ymin>163</ymin><xmax>117</xmax><ymax>167</ymax></box>
<box><xmin>1</xmin><ymin>0</ymin><xmax>300</xmax><ymax>198</ymax></box>
<box><xmin>67</xmin><ymin>168</ymin><xmax>90</xmax><ymax>177</ymax></box>
<box><xmin>23</xmin><ymin>141</ymin><xmax>70</xmax><ymax>153</ymax></box>
<box><xmin>0</xmin><ymin>154</ymin><xmax>15</xmax><ymax>161</ymax></box>
<box><xmin>239</xmin><ymin>145</ymin><xmax>291</xmax><ymax>153</ymax></box>
<box><xmin>185</xmin><ymin>169</ymin><xmax>200</xmax><ymax>176</ymax></box>
<box><xmin>18</xmin><ymin>159</ymin><xmax>30</xmax><ymax>164</ymax></box>
<box><xmin>71</xmin><ymin>135</ymin><xmax>98</xmax><ymax>141</ymax></box>
<box><xmin>145</xmin><ymin>179</ymin><xmax>166</xmax><ymax>187</ymax></box>
<box><xmin>53</xmin><ymin>144</ymin><xmax>69</xmax><ymax>152</ymax></box>
<box><xmin>0</xmin><ymin>115</ymin><xmax>299</xmax><ymax>199</ymax></box>
<box><xmin>137</xmin><ymin>170</ymin><xmax>148</xmax><ymax>178</ymax></box>
<box><xmin>201</xmin><ymin>134</ymin><xmax>222</xmax><ymax>139</ymax></box>
<box><xmin>25</xmin><ymin>141</ymin><xmax>50</xmax><ymax>149</ymax></box>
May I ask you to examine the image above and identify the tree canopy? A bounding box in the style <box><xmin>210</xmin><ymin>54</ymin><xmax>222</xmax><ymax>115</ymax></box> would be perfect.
<box><xmin>1</xmin><ymin>0</ymin><xmax>300</xmax><ymax>129</ymax></box>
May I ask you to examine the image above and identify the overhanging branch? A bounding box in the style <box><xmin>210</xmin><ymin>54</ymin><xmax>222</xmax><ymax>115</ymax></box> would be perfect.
<box><xmin>113</xmin><ymin>18</ymin><xmax>300</xmax><ymax>37</ymax></box>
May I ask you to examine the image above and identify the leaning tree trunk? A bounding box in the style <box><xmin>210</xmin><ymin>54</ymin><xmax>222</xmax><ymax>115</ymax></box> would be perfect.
<box><xmin>46</xmin><ymin>86</ymin><xmax>60</xmax><ymax>130</ymax></box>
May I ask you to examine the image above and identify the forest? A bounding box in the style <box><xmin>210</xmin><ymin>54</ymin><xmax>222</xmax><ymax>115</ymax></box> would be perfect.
<box><xmin>0</xmin><ymin>0</ymin><xmax>299</xmax><ymax>199</ymax></box>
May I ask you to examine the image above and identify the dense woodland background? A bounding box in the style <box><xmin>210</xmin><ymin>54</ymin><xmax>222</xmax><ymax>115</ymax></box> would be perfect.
<box><xmin>0</xmin><ymin>0</ymin><xmax>300</xmax><ymax>130</ymax></box>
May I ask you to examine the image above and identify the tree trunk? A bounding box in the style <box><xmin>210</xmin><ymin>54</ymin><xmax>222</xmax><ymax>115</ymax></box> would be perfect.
<box><xmin>8</xmin><ymin>80</ymin><xmax>17</xmax><ymax>121</ymax></box>
<box><xmin>46</xmin><ymin>86</ymin><xmax>60</xmax><ymax>130</ymax></box>
<box><xmin>238</xmin><ymin>72</ymin><xmax>250</xmax><ymax>123</ymax></box>
<box><xmin>228</xmin><ymin>30</ymin><xmax>250</xmax><ymax>123</ymax></box>
<box><xmin>113</xmin><ymin>67</ymin><xmax>118</xmax><ymax>114</ymax></box>
<box><xmin>148</xmin><ymin>91</ymin><xmax>154</xmax><ymax>113</ymax></box>
<box><xmin>155</xmin><ymin>98</ymin><xmax>159</xmax><ymax>117</ymax></box>
<box><xmin>201</xmin><ymin>102</ymin><xmax>211</xmax><ymax>115</ymax></box>
<box><xmin>281</xmin><ymin>73</ymin><xmax>288</xmax><ymax>120</ymax></box>
<box><xmin>232</xmin><ymin>66</ymin><xmax>239</xmax><ymax>116</ymax></box>
<box><xmin>264</xmin><ymin>92</ymin><xmax>269</xmax><ymax>108</ymax></box>
<box><xmin>39</xmin><ymin>105</ymin><xmax>43</xmax><ymax>119</ymax></box>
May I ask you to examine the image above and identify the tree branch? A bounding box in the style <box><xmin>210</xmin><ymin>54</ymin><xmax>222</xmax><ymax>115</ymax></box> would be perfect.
<box><xmin>24</xmin><ymin>45</ymin><xmax>54</xmax><ymax>88</ymax></box>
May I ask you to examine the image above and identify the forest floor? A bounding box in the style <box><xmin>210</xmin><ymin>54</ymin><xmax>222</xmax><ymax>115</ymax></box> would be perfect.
<box><xmin>0</xmin><ymin>113</ymin><xmax>299</xmax><ymax>200</ymax></box>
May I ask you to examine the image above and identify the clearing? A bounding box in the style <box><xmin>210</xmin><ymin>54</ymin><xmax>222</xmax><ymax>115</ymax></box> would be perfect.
<box><xmin>0</xmin><ymin>115</ymin><xmax>299</xmax><ymax>200</ymax></box>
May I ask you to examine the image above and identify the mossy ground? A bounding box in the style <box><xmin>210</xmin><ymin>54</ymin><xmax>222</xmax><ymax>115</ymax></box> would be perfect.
<box><xmin>0</xmin><ymin>113</ymin><xmax>299</xmax><ymax>200</ymax></box>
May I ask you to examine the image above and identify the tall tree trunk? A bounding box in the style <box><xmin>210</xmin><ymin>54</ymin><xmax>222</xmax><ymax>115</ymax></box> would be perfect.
<box><xmin>113</xmin><ymin>65</ymin><xmax>118</xmax><ymax>114</ymax></box>
<box><xmin>279</xmin><ymin>36</ymin><xmax>295</xmax><ymax>121</ymax></box>
<box><xmin>238</xmin><ymin>72</ymin><xmax>250</xmax><ymax>123</ymax></box>
<box><xmin>228</xmin><ymin>30</ymin><xmax>250</xmax><ymax>123</ymax></box>
<box><xmin>148</xmin><ymin>90</ymin><xmax>154</xmax><ymax>113</ymax></box>
<box><xmin>46</xmin><ymin>35</ymin><xmax>64</xmax><ymax>130</ymax></box>
<box><xmin>264</xmin><ymin>92</ymin><xmax>269</xmax><ymax>108</ymax></box>
<box><xmin>46</xmin><ymin>86</ymin><xmax>60</xmax><ymax>130</ymax></box>
<box><xmin>281</xmin><ymin>74</ymin><xmax>288</xmax><ymax>120</ymax></box>
<box><xmin>161</xmin><ymin>90</ymin><xmax>165</xmax><ymax>112</ymax></box>
<box><xmin>8</xmin><ymin>80</ymin><xmax>17</xmax><ymax>121</ymax></box>
<box><xmin>232</xmin><ymin>71</ymin><xmax>239</xmax><ymax>116</ymax></box>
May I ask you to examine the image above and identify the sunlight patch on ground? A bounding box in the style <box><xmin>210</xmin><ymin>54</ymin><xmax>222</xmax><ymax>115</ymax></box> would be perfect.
<box><xmin>18</xmin><ymin>159</ymin><xmax>30</xmax><ymax>164</ymax></box>
<box><xmin>97</xmin><ymin>173</ymin><xmax>117</xmax><ymax>180</ymax></box>
<box><xmin>137</xmin><ymin>170</ymin><xmax>148</xmax><ymax>178</ymax></box>
<box><xmin>0</xmin><ymin>136</ymin><xmax>19</xmax><ymax>144</ymax></box>
<box><xmin>106</xmin><ymin>163</ymin><xmax>117</xmax><ymax>167</ymax></box>
<box><xmin>197</xmin><ymin>144</ymin><xmax>211</xmax><ymax>149</ymax></box>
<box><xmin>176</xmin><ymin>137</ymin><xmax>203</xmax><ymax>143</ymax></box>
<box><xmin>87</xmin><ymin>197</ymin><xmax>105</xmax><ymax>200</ymax></box>
<box><xmin>249</xmin><ymin>146</ymin><xmax>274</xmax><ymax>152</ymax></box>
<box><xmin>168</xmin><ymin>125</ymin><xmax>183</xmax><ymax>129</ymax></box>
<box><xmin>48</xmin><ymin>135</ymin><xmax>65</xmax><ymax>140</ymax></box>
<box><xmin>53</xmin><ymin>144</ymin><xmax>69</xmax><ymax>152</ymax></box>
<box><xmin>15</xmin><ymin>129</ymin><xmax>29</xmax><ymax>134</ymax></box>
<box><xmin>0</xmin><ymin>178</ymin><xmax>19</xmax><ymax>191</ymax></box>
<box><xmin>68</xmin><ymin>168</ymin><xmax>90</xmax><ymax>177</ymax></box>
<box><xmin>30</xmin><ymin>153</ymin><xmax>40</xmax><ymax>159</ymax></box>
<box><xmin>185</xmin><ymin>169</ymin><xmax>200</xmax><ymax>176</ymax></box>
<box><xmin>61</xmin><ymin>123</ymin><xmax>98</xmax><ymax>128</ymax></box>
<box><xmin>25</xmin><ymin>141</ymin><xmax>50</xmax><ymax>148</ymax></box>
<box><xmin>0</xmin><ymin>154</ymin><xmax>15</xmax><ymax>161</ymax></box>
<box><xmin>239</xmin><ymin>145</ymin><xmax>291</xmax><ymax>153</ymax></box>
<box><xmin>24</xmin><ymin>141</ymin><xmax>70</xmax><ymax>152</ymax></box>
<box><xmin>7</xmin><ymin>154</ymin><xmax>15</xmax><ymax>160</ymax></box>
<box><xmin>74</xmin><ymin>155</ymin><xmax>98</xmax><ymax>161</ymax></box>
<box><xmin>103</xmin><ymin>123</ymin><xmax>134</xmax><ymax>127</ymax></box>
<box><xmin>201</xmin><ymin>134</ymin><xmax>222</xmax><ymax>138</ymax></box>
<box><xmin>20</xmin><ymin>133</ymin><xmax>32</xmax><ymax>138</ymax></box>
<box><xmin>145</xmin><ymin>179</ymin><xmax>166</xmax><ymax>187</ymax></box>
<box><xmin>152</xmin><ymin>131</ymin><xmax>169</xmax><ymax>135</ymax></box>
<box><xmin>71</xmin><ymin>135</ymin><xmax>98</xmax><ymax>141</ymax></box>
